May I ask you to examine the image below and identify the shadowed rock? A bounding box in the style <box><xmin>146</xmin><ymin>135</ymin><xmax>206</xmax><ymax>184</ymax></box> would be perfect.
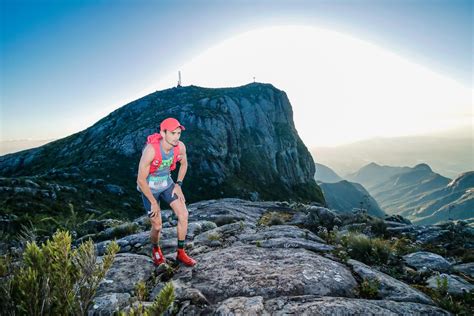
<box><xmin>427</xmin><ymin>273</ymin><xmax>474</xmax><ymax>295</ymax></box>
<box><xmin>453</xmin><ymin>262</ymin><xmax>474</xmax><ymax>279</ymax></box>
<box><xmin>403</xmin><ymin>251</ymin><xmax>452</xmax><ymax>272</ymax></box>
<box><xmin>214</xmin><ymin>296</ymin><xmax>451</xmax><ymax>315</ymax></box>
<box><xmin>348</xmin><ymin>259</ymin><xmax>434</xmax><ymax>305</ymax></box>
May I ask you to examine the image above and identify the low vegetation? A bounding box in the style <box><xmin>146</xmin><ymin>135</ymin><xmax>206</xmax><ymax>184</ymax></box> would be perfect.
<box><xmin>120</xmin><ymin>281</ymin><xmax>175</xmax><ymax>316</ymax></box>
<box><xmin>258</xmin><ymin>211</ymin><xmax>293</xmax><ymax>226</ymax></box>
<box><xmin>359</xmin><ymin>277</ymin><xmax>380</xmax><ymax>299</ymax></box>
<box><xmin>0</xmin><ymin>230</ymin><xmax>119</xmax><ymax>315</ymax></box>
<box><xmin>314</xmin><ymin>219</ymin><xmax>472</xmax><ymax>314</ymax></box>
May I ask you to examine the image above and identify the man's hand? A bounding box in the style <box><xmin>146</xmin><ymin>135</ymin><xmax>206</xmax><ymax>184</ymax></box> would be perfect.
<box><xmin>149</xmin><ymin>201</ymin><xmax>160</xmax><ymax>218</ymax></box>
<box><xmin>172</xmin><ymin>184</ymin><xmax>186</xmax><ymax>203</ymax></box>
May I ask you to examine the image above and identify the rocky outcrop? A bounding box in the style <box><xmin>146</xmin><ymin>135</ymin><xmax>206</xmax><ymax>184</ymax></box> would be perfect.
<box><xmin>96</xmin><ymin>253</ymin><xmax>155</xmax><ymax>295</ymax></box>
<box><xmin>347</xmin><ymin>259</ymin><xmax>434</xmax><ymax>304</ymax></box>
<box><xmin>89</xmin><ymin>253</ymin><xmax>156</xmax><ymax>315</ymax></box>
<box><xmin>0</xmin><ymin>83</ymin><xmax>324</xmax><ymax>208</ymax></box>
<box><xmin>186</xmin><ymin>246</ymin><xmax>357</xmax><ymax>304</ymax></box>
<box><xmin>216</xmin><ymin>296</ymin><xmax>450</xmax><ymax>315</ymax></box>
<box><xmin>403</xmin><ymin>252</ymin><xmax>452</xmax><ymax>272</ymax></box>
<box><xmin>90</xmin><ymin>199</ymin><xmax>455</xmax><ymax>315</ymax></box>
<box><xmin>453</xmin><ymin>262</ymin><xmax>474</xmax><ymax>279</ymax></box>
<box><xmin>426</xmin><ymin>274</ymin><xmax>474</xmax><ymax>295</ymax></box>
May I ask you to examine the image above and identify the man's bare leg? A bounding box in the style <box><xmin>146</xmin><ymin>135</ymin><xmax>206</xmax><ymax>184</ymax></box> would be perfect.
<box><xmin>170</xmin><ymin>199</ymin><xmax>196</xmax><ymax>266</ymax></box>
<box><xmin>150</xmin><ymin>212</ymin><xmax>162</xmax><ymax>244</ymax></box>
<box><xmin>170</xmin><ymin>199</ymin><xmax>188</xmax><ymax>240</ymax></box>
<box><xmin>150</xmin><ymin>209</ymin><xmax>166</xmax><ymax>265</ymax></box>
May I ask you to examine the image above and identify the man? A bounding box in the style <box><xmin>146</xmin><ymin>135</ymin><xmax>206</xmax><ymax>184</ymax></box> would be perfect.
<box><xmin>136</xmin><ymin>117</ymin><xmax>196</xmax><ymax>266</ymax></box>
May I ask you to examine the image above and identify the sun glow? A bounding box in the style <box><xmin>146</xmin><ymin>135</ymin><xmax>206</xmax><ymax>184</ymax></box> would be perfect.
<box><xmin>154</xmin><ymin>26</ymin><xmax>472</xmax><ymax>147</ymax></box>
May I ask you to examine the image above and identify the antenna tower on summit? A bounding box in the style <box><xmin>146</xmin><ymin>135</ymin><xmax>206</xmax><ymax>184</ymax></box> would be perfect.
<box><xmin>177</xmin><ymin>71</ymin><xmax>182</xmax><ymax>87</ymax></box>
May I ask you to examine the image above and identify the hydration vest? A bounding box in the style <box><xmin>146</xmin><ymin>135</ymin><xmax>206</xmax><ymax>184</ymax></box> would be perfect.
<box><xmin>146</xmin><ymin>133</ymin><xmax>180</xmax><ymax>174</ymax></box>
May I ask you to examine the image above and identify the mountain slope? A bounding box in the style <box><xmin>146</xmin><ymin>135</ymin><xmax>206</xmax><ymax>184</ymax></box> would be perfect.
<box><xmin>0</xmin><ymin>83</ymin><xmax>324</xmax><ymax>230</ymax></box>
<box><xmin>409</xmin><ymin>171</ymin><xmax>474</xmax><ymax>225</ymax></box>
<box><xmin>314</xmin><ymin>163</ymin><xmax>344</xmax><ymax>183</ymax></box>
<box><xmin>312</xmin><ymin>133</ymin><xmax>473</xmax><ymax>179</ymax></box>
<box><xmin>319</xmin><ymin>180</ymin><xmax>385</xmax><ymax>217</ymax></box>
<box><xmin>346</xmin><ymin>162</ymin><xmax>411</xmax><ymax>190</ymax></box>
<box><xmin>361</xmin><ymin>163</ymin><xmax>473</xmax><ymax>225</ymax></box>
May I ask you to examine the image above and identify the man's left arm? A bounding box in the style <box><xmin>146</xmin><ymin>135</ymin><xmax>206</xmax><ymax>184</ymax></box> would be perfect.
<box><xmin>173</xmin><ymin>141</ymin><xmax>188</xmax><ymax>202</ymax></box>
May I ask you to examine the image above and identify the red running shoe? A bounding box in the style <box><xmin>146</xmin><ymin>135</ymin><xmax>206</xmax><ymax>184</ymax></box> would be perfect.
<box><xmin>176</xmin><ymin>249</ymin><xmax>197</xmax><ymax>266</ymax></box>
<box><xmin>152</xmin><ymin>247</ymin><xmax>166</xmax><ymax>266</ymax></box>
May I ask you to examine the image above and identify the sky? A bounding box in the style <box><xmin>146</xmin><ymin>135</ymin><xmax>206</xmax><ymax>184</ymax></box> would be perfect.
<box><xmin>0</xmin><ymin>0</ymin><xmax>472</xmax><ymax>153</ymax></box>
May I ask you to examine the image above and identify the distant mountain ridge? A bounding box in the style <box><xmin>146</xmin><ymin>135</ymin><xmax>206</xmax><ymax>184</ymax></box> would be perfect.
<box><xmin>313</xmin><ymin>163</ymin><xmax>384</xmax><ymax>217</ymax></box>
<box><xmin>346</xmin><ymin>162</ymin><xmax>412</xmax><ymax>190</ymax></box>
<box><xmin>312</xmin><ymin>134</ymin><xmax>473</xmax><ymax>179</ymax></box>
<box><xmin>407</xmin><ymin>171</ymin><xmax>474</xmax><ymax>225</ymax></box>
<box><xmin>319</xmin><ymin>180</ymin><xmax>385</xmax><ymax>217</ymax></box>
<box><xmin>348</xmin><ymin>162</ymin><xmax>473</xmax><ymax>225</ymax></box>
<box><xmin>314</xmin><ymin>163</ymin><xmax>344</xmax><ymax>183</ymax></box>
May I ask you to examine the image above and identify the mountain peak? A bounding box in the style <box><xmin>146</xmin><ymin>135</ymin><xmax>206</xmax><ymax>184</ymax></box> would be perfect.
<box><xmin>413</xmin><ymin>163</ymin><xmax>432</xmax><ymax>172</ymax></box>
<box><xmin>364</xmin><ymin>162</ymin><xmax>381</xmax><ymax>169</ymax></box>
<box><xmin>314</xmin><ymin>163</ymin><xmax>343</xmax><ymax>183</ymax></box>
<box><xmin>0</xmin><ymin>83</ymin><xmax>324</xmax><ymax>214</ymax></box>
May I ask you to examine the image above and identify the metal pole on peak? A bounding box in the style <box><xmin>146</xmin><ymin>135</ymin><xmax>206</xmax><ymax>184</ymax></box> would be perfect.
<box><xmin>177</xmin><ymin>71</ymin><xmax>182</xmax><ymax>87</ymax></box>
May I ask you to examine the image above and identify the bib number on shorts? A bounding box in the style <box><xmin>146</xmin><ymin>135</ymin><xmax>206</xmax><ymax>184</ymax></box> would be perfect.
<box><xmin>148</xmin><ymin>176</ymin><xmax>168</xmax><ymax>190</ymax></box>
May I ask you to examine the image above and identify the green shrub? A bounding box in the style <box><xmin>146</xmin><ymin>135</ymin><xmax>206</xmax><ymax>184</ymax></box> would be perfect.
<box><xmin>460</xmin><ymin>249</ymin><xmax>474</xmax><ymax>263</ymax></box>
<box><xmin>121</xmin><ymin>282</ymin><xmax>175</xmax><ymax>316</ymax></box>
<box><xmin>135</xmin><ymin>280</ymin><xmax>148</xmax><ymax>301</ymax></box>
<box><xmin>369</xmin><ymin>219</ymin><xmax>388</xmax><ymax>238</ymax></box>
<box><xmin>414</xmin><ymin>277</ymin><xmax>474</xmax><ymax>315</ymax></box>
<box><xmin>258</xmin><ymin>211</ymin><xmax>293</xmax><ymax>226</ymax></box>
<box><xmin>436</xmin><ymin>275</ymin><xmax>449</xmax><ymax>296</ymax></box>
<box><xmin>148</xmin><ymin>282</ymin><xmax>175</xmax><ymax>315</ymax></box>
<box><xmin>207</xmin><ymin>232</ymin><xmax>222</xmax><ymax>241</ymax></box>
<box><xmin>317</xmin><ymin>226</ymin><xmax>338</xmax><ymax>245</ymax></box>
<box><xmin>99</xmin><ymin>222</ymin><xmax>140</xmax><ymax>241</ymax></box>
<box><xmin>0</xmin><ymin>230</ymin><xmax>119</xmax><ymax>316</ymax></box>
<box><xmin>347</xmin><ymin>224</ymin><xmax>365</xmax><ymax>234</ymax></box>
<box><xmin>0</xmin><ymin>255</ymin><xmax>10</xmax><ymax>277</ymax></box>
<box><xmin>332</xmin><ymin>244</ymin><xmax>349</xmax><ymax>263</ymax></box>
<box><xmin>359</xmin><ymin>277</ymin><xmax>380</xmax><ymax>299</ymax></box>
<box><xmin>343</xmin><ymin>233</ymin><xmax>393</xmax><ymax>265</ymax></box>
<box><xmin>391</xmin><ymin>237</ymin><xmax>418</xmax><ymax>256</ymax></box>
<box><xmin>162</xmin><ymin>263</ymin><xmax>178</xmax><ymax>282</ymax></box>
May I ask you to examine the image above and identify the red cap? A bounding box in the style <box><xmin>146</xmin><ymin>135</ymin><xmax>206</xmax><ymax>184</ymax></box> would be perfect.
<box><xmin>160</xmin><ymin>117</ymin><xmax>186</xmax><ymax>132</ymax></box>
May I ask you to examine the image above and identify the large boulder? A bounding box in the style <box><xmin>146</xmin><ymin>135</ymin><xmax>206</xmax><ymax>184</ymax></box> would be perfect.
<box><xmin>305</xmin><ymin>206</ymin><xmax>342</xmax><ymax>230</ymax></box>
<box><xmin>96</xmin><ymin>253</ymin><xmax>156</xmax><ymax>295</ymax></box>
<box><xmin>179</xmin><ymin>245</ymin><xmax>358</xmax><ymax>304</ymax></box>
<box><xmin>214</xmin><ymin>296</ymin><xmax>450</xmax><ymax>315</ymax></box>
<box><xmin>426</xmin><ymin>274</ymin><xmax>474</xmax><ymax>295</ymax></box>
<box><xmin>238</xmin><ymin>224</ymin><xmax>333</xmax><ymax>252</ymax></box>
<box><xmin>348</xmin><ymin>259</ymin><xmax>434</xmax><ymax>305</ymax></box>
<box><xmin>403</xmin><ymin>251</ymin><xmax>452</xmax><ymax>272</ymax></box>
<box><xmin>453</xmin><ymin>262</ymin><xmax>474</xmax><ymax>279</ymax></box>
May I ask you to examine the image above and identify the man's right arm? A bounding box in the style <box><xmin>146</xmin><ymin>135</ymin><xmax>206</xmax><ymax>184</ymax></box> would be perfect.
<box><xmin>137</xmin><ymin>144</ymin><xmax>159</xmax><ymax>215</ymax></box>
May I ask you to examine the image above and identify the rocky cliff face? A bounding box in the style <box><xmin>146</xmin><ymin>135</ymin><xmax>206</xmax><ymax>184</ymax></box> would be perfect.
<box><xmin>0</xmin><ymin>83</ymin><xmax>323</xmax><ymax>227</ymax></box>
